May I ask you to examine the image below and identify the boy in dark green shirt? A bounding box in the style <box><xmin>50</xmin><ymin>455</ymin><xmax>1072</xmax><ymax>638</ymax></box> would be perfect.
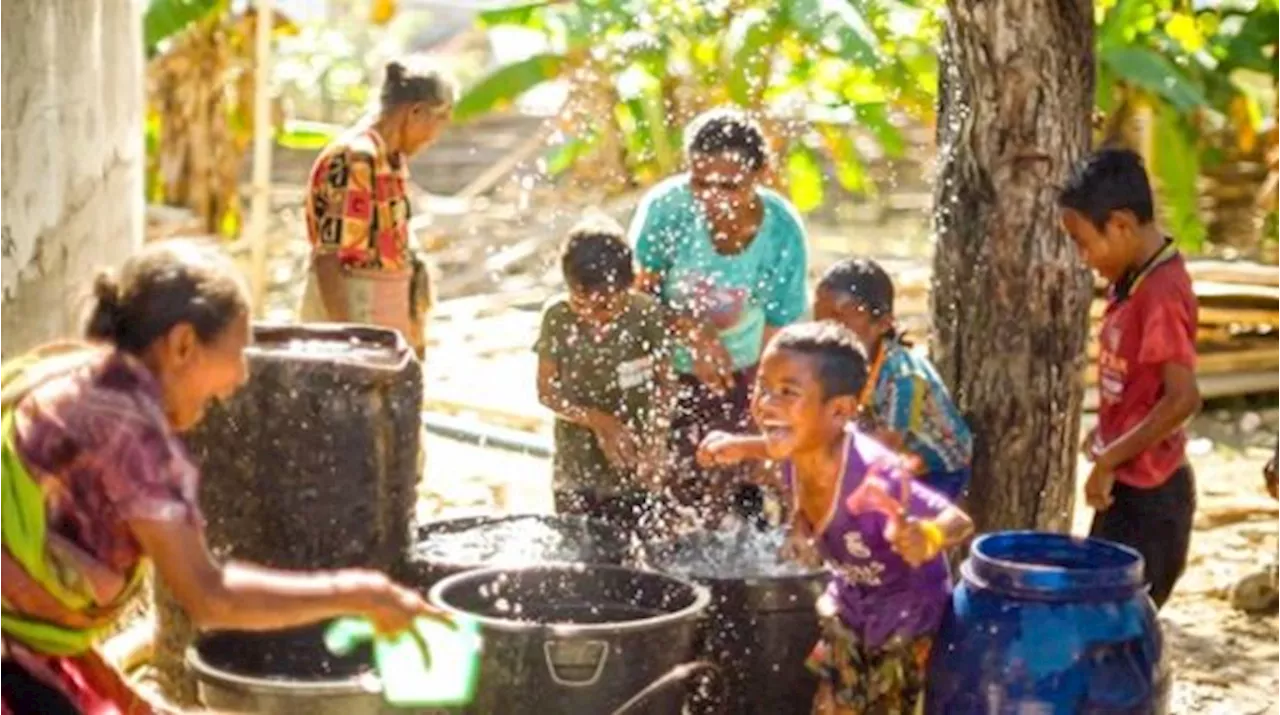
<box><xmin>535</xmin><ymin>216</ymin><xmax>673</xmax><ymax>538</ymax></box>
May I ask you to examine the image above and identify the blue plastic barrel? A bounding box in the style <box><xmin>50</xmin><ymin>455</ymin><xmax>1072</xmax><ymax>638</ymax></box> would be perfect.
<box><xmin>926</xmin><ymin>531</ymin><xmax>1169</xmax><ymax>714</ymax></box>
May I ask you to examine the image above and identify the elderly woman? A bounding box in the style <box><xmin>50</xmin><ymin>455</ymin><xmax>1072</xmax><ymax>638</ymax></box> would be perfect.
<box><xmin>627</xmin><ymin>108</ymin><xmax>809</xmax><ymax>525</ymax></box>
<box><xmin>300</xmin><ymin>59</ymin><xmax>454</xmax><ymax>355</ymax></box>
<box><xmin>1</xmin><ymin>241</ymin><xmax>443</xmax><ymax>714</ymax></box>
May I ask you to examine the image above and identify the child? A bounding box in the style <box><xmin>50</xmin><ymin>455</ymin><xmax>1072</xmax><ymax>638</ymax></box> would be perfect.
<box><xmin>1059</xmin><ymin>148</ymin><xmax>1201</xmax><ymax>610</ymax></box>
<box><xmin>698</xmin><ymin>259</ymin><xmax>974</xmax><ymax>501</ymax></box>
<box><xmin>814</xmin><ymin>258</ymin><xmax>973</xmax><ymax>499</ymax></box>
<box><xmin>535</xmin><ymin>215</ymin><xmax>673</xmax><ymax>539</ymax></box>
<box><xmin>700</xmin><ymin>323</ymin><xmax>973</xmax><ymax>713</ymax></box>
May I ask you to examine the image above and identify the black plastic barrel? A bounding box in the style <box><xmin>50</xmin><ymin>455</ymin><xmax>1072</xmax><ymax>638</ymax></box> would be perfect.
<box><xmin>186</xmin><ymin>624</ymin><xmax>389</xmax><ymax>715</ymax></box>
<box><xmin>156</xmin><ymin>323</ymin><xmax>422</xmax><ymax>704</ymax></box>
<box><xmin>654</xmin><ymin>528</ymin><xmax>827</xmax><ymax>715</ymax></box>
<box><xmin>429</xmin><ymin>563</ymin><xmax>711</xmax><ymax>715</ymax></box>
<box><xmin>400</xmin><ymin>514</ymin><xmax>629</xmax><ymax>593</ymax></box>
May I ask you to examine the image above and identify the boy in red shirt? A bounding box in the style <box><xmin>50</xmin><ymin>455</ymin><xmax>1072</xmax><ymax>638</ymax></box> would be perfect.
<box><xmin>1058</xmin><ymin>148</ymin><xmax>1202</xmax><ymax>610</ymax></box>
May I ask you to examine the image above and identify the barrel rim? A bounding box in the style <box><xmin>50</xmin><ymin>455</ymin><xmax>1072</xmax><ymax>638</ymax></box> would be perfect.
<box><xmin>185</xmin><ymin>639</ymin><xmax>381</xmax><ymax>697</ymax></box>
<box><xmin>428</xmin><ymin>562</ymin><xmax>712</xmax><ymax>636</ymax></box>
<box><xmin>965</xmin><ymin>531</ymin><xmax>1146</xmax><ymax>600</ymax></box>
<box><xmin>409</xmin><ymin>513</ymin><xmax>628</xmax><ymax>572</ymax></box>
<box><xmin>248</xmin><ymin>321</ymin><xmax>414</xmax><ymax>371</ymax></box>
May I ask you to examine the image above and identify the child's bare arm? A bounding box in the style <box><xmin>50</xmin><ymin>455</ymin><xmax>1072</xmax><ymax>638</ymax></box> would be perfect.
<box><xmin>536</xmin><ymin>357</ymin><xmax>610</xmax><ymax>428</ymax></box>
<box><xmin>696</xmin><ymin>432</ymin><xmax>770</xmax><ymax>467</ymax></box>
<box><xmin>1095</xmin><ymin>362</ymin><xmax>1201</xmax><ymax>471</ymax></box>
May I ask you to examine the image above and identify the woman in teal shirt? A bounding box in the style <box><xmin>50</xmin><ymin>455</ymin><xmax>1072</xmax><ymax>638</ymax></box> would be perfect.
<box><xmin>628</xmin><ymin>107</ymin><xmax>808</xmax><ymax>525</ymax></box>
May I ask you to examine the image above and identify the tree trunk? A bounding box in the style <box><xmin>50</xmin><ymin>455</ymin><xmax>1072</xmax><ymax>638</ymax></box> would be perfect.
<box><xmin>930</xmin><ymin>0</ymin><xmax>1095</xmax><ymax>533</ymax></box>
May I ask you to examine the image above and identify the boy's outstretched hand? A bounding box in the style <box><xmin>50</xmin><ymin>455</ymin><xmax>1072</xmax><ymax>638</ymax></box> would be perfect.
<box><xmin>697</xmin><ymin>430</ymin><xmax>751</xmax><ymax>468</ymax></box>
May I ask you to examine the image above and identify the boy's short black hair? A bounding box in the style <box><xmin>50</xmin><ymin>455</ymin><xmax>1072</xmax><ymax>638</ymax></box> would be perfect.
<box><xmin>561</xmin><ymin>215</ymin><xmax>635</xmax><ymax>292</ymax></box>
<box><xmin>1058</xmin><ymin>148</ymin><xmax>1155</xmax><ymax>230</ymax></box>
<box><xmin>771</xmin><ymin>322</ymin><xmax>869</xmax><ymax>400</ymax></box>
<box><xmin>817</xmin><ymin>258</ymin><xmax>895</xmax><ymax>318</ymax></box>
<box><xmin>684</xmin><ymin>107</ymin><xmax>771</xmax><ymax>172</ymax></box>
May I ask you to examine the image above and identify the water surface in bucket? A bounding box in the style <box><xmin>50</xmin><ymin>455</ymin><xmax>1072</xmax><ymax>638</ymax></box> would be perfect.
<box><xmin>413</xmin><ymin>519</ymin><xmax>599</xmax><ymax>566</ymax></box>
<box><xmin>658</xmin><ymin>526</ymin><xmax>818</xmax><ymax>580</ymax></box>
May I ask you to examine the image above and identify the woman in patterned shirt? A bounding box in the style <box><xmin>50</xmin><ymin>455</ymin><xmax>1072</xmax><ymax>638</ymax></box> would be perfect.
<box><xmin>300</xmin><ymin>59</ymin><xmax>455</xmax><ymax>355</ymax></box>
<box><xmin>1</xmin><ymin>241</ymin><xmax>446</xmax><ymax>714</ymax></box>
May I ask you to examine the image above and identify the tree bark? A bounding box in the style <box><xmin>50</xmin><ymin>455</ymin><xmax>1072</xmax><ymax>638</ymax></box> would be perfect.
<box><xmin>930</xmin><ymin>0</ymin><xmax>1095</xmax><ymax>533</ymax></box>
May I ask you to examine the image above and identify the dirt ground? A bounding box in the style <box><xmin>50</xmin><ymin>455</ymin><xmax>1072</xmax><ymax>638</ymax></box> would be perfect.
<box><xmin>420</xmin><ymin>408</ymin><xmax>1280</xmax><ymax>714</ymax></box>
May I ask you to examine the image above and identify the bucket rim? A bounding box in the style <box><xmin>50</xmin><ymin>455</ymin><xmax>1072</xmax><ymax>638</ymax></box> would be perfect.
<box><xmin>427</xmin><ymin>562</ymin><xmax>712</xmax><ymax>636</ymax></box>
<box><xmin>185</xmin><ymin>639</ymin><xmax>380</xmax><ymax>697</ymax></box>
<box><xmin>247</xmin><ymin>321</ymin><xmax>414</xmax><ymax>371</ymax></box>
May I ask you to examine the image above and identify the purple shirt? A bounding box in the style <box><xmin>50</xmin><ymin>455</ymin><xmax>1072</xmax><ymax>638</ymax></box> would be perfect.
<box><xmin>785</xmin><ymin>429</ymin><xmax>954</xmax><ymax>648</ymax></box>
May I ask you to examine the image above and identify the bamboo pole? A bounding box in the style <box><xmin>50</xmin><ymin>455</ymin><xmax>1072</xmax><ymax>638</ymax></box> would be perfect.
<box><xmin>247</xmin><ymin>0</ymin><xmax>275</xmax><ymax>317</ymax></box>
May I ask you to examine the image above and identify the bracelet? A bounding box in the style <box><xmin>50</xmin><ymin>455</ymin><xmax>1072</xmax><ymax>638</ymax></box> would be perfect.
<box><xmin>918</xmin><ymin>520</ymin><xmax>946</xmax><ymax>557</ymax></box>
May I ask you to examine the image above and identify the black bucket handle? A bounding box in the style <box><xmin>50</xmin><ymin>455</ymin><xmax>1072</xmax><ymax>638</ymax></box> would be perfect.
<box><xmin>608</xmin><ymin>660</ymin><xmax>721</xmax><ymax>715</ymax></box>
<box><xmin>543</xmin><ymin>639</ymin><xmax>609</xmax><ymax>687</ymax></box>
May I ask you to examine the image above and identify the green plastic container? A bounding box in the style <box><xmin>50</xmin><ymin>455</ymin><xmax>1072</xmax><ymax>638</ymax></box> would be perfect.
<box><xmin>325</xmin><ymin>616</ymin><xmax>481</xmax><ymax>709</ymax></box>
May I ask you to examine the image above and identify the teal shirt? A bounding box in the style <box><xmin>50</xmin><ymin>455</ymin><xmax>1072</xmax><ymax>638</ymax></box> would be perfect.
<box><xmin>628</xmin><ymin>174</ymin><xmax>809</xmax><ymax>374</ymax></box>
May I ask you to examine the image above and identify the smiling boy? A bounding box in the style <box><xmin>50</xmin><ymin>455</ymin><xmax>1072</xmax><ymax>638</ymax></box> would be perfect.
<box><xmin>1059</xmin><ymin>148</ymin><xmax>1202</xmax><ymax>609</ymax></box>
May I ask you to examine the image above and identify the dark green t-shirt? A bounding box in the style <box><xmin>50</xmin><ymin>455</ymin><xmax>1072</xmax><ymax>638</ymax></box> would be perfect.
<box><xmin>534</xmin><ymin>293</ymin><xmax>669</xmax><ymax>492</ymax></box>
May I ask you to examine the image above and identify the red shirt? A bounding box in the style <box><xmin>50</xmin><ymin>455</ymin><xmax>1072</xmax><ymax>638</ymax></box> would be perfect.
<box><xmin>1096</xmin><ymin>250</ymin><xmax>1198</xmax><ymax>488</ymax></box>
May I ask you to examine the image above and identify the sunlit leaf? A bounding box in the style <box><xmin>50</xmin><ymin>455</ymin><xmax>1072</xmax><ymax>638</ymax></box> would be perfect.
<box><xmin>1101</xmin><ymin>46</ymin><xmax>1209</xmax><ymax>113</ymax></box>
<box><xmin>1213</xmin><ymin>6</ymin><xmax>1280</xmax><ymax>77</ymax></box>
<box><xmin>453</xmin><ymin>54</ymin><xmax>570</xmax><ymax>123</ymax></box>
<box><xmin>1164</xmin><ymin>13</ymin><xmax>1204</xmax><ymax>53</ymax></box>
<box><xmin>818</xmin><ymin>125</ymin><xmax>872</xmax><ymax>194</ymax></box>
<box><xmin>1151</xmin><ymin>109</ymin><xmax>1206</xmax><ymax>252</ymax></box>
<box><xmin>786</xmin><ymin>143</ymin><xmax>825</xmax><ymax>212</ymax></box>
<box><xmin>276</xmin><ymin>120</ymin><xmax>341</xmax><ymax>151</ymax></box>
<box><xmin>546</xmin><ymin>136</ymin><xmax>595</xmax><ymax>176</ymax></box>
<box><xmin>725</xmin><ymin>8</ymin><xmax>783</xmax><ymax>105</ymax></box>
<box><xmin>854</xmin><ymin>103</ymin><xmax>906</xmax><ymax>158</ymax></box>
<box><xmin>143</xmin><ymin>0</ymin><xmax>226</xmax><ymax>57</ymax></box>
<box><xmin>786</xmin><ymin>0</ymin><xmax>880</xmax><ymax>66</ymax></box>
<box><xmin>477</xmin><ymin>0</ymin><xmax>561</xmax><ymax>29</ymax></box>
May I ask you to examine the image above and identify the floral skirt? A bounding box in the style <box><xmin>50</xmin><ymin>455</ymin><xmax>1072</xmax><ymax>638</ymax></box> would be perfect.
<box><xmin>805</xmin><ymin>614</ymin><xmax>932</xmax><ymax>715</ymax></box>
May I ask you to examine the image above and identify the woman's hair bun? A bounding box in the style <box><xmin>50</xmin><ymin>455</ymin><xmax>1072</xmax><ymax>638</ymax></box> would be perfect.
<box><xmin>385</xmin><ymin>60</ymin><xmax>407</xmax><ymax>85</ymax></box>
<box><xmin>85</xmin><ymin>271</ymin><xmax>124</xmax><ymax>343</ymax></box>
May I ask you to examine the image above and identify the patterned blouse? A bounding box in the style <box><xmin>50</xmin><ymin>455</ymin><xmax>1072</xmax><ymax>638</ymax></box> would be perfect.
<box><xmin>305</xmin><ymin>128</ymin><xmax>412</xmax><ymax>272</ymax></box>
<box><xmin>11</xmin><ymin>350</ymin><xmax>202</xmax><ymax>581</ymax></box>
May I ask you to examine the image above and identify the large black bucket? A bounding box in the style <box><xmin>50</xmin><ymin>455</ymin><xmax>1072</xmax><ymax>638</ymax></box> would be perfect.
<box><xmin>187</xmin><ymin>624</ymin><xmax>388</xmax><ymax>715</ymax></box>
<box><xmin>429</xmin><ymin>564</ymin><xmax>711</xmax><ymax>714</ymax></box>
<box><xmin>655</xmin><ymin>527</ymin><xmax>826</xmax><ymax>714</ymax></box>
<box><xmin>157</xmin><ymin>323</ymin><xmax>422</xmax><ymax>703</ymax></box>
<box><xmin>400</xmin><ymin>514</ymin><xmax>630</xmax><ymax>593</ymax></box>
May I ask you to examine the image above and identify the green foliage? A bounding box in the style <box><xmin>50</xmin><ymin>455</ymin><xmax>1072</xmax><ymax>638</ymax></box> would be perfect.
<box><xmin>1096</xmin><ymin>0</ymin><xmax>1279</xmax><ymax>250</ymax></box>
<box><xmin>454</xmin><ymin>0</ymin><xmax>939</xmax><ymax>210</ymax></box>
<box><xmin>143</xmin><ymin>0</ymin><xmax>226</xmax><ymax>57</ymax></box>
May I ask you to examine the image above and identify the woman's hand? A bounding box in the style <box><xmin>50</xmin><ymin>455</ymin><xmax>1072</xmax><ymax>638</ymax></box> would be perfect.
<box><xmin>686</xmin><ymin>326</ymin><xmax>734</xmax><ymax>395</ymax></box>
<box><xmin>588</xmin><ymin>412</ymin><xmax>641</xmax><ymax>471</ymax></box>
<box><xmin>338</xmin><ymin>570</ymin><xmax>452</xmax><ymax>635</ymax></box>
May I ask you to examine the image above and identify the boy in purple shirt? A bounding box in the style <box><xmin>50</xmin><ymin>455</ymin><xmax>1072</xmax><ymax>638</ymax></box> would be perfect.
<box><xmin>700</xmin><ymin>322</ymin><xmax>973</xmax><ymax>713</ymax></box>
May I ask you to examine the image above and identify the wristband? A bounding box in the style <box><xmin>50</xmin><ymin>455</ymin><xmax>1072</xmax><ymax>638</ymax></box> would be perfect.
<box><xmin>918</xmin><ymin>520</ymin><xmax>946</xmax><ymax>558</ymax></box>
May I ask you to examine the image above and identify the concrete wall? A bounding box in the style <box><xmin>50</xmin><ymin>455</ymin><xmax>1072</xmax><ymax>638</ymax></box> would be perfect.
<box><xmin>2</xmin><ymin>0</ymin><xmax>145</xmax><ymax>357</ymax></box>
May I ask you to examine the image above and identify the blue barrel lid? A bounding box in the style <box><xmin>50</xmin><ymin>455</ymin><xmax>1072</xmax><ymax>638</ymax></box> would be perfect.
<box><xmin>962</xmin><ymin>531</ymin><xmax>1146</xmax><ymax>602</ymax></box>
